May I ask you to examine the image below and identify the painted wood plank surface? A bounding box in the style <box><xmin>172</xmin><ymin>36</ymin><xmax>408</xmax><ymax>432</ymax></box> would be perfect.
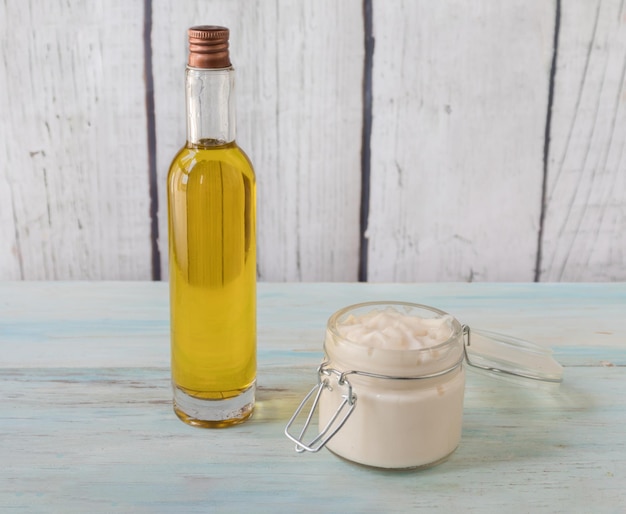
<box><xmin>152</xmin><ymin>0</ymin><xmax>364</xmax><ymax>282</ymax></box>
<box><xmin>540</xmin><ymin>0</ymin><xmax>626</xmax><ymax>281</ymax></box>
<box><xmin>1</xmin><ymin>1</ymin><xmax>625</xmax><ymax>283</ymax></box>
<box><xmin>1</xmin><ymin>282</ymin><xmax>625</xmax><ymax>512</ymax></box>
<box><xmin>366</xmin><ymin>0</ymin><xmax>554</xmax><ymax>282</ymax></box>
<box><xmin>2</xmin><ymin>282</ymin><xmax>626</xmax><ymax>369</ymax></box>
<box><xmin>0</xmin><ymin>1</ymin><xmax>153</xmax><ymax>280</ymax></box>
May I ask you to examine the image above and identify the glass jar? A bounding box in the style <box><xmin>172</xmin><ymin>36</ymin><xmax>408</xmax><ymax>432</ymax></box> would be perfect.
<box><xmin>285</xmin><ymin>301</ymin><xmax>563</xmax><ymax>469</ymax></box>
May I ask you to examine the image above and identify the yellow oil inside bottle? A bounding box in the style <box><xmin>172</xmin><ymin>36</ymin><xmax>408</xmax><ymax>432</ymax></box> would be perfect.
<box><xmin>167</xmin><ymin>140</ymin><xmax>256</xmax><ymax>427</ymax></box>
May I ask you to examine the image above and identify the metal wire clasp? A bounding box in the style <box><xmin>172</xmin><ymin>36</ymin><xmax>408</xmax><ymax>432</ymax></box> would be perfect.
<box><xmin>463</xmin><ymin>324</ymin><xmax>471</xmax><ymax>355</ymax></box>
<box><xmin>286</xmin><ymin>330</ymin><xmax>469</xmax><ymax>454</ymax></box>
<box><xmin>284</xmin><ymin>361</ymin><xmax>357</xmax><ymax>453</ymax></box>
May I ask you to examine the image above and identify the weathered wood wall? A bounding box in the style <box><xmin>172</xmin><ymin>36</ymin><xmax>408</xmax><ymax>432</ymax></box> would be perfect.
<box><xmin>1</xmin><ymin>0</ymin><xmax>624</xmax><ymax>282</ymax></box>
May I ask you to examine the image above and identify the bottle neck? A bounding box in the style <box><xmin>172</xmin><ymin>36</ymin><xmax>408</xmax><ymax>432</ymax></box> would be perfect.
<box><xmin>185</xmin><ymin>66</ymin><xmax>236</xmax><ymax>146</ymax></box>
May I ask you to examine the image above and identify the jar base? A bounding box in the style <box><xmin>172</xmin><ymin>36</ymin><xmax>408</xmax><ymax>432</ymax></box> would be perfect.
<box><xmin>172</xmin><ymin>382</ymin><xmax>255</xmax><ymax>428</ymax></box>
<box><xmin>326</xmin><ymin>444</ymin><xmax>459</xmax><ymax>471</ymax></box>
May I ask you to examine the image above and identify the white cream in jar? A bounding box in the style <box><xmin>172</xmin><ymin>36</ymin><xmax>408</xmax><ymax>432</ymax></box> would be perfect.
<box><xmin>286</xmin><ymin>302</ymin><xmax>564</xmax><ymax>468</ymax></box>
<box><xmin>318</xmin><ymin>302</ymin><xmax>466</xmax><ymax>469</ymax></box>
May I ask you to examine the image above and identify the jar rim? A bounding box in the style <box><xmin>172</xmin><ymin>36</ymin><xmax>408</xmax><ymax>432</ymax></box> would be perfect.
<box><xmin>326</xmin><ymin>301</ymin><xmax>464</xmax><ymax>355</ymax></box>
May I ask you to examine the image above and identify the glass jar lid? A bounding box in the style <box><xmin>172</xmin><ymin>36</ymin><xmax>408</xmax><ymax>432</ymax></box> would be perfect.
<box><xmin>464</xmin><ymin>327</ymin><xmax>563</xmax><ymax>383</ymax></box>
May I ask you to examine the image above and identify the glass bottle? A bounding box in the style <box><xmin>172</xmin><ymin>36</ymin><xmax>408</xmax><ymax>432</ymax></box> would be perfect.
<box><xmin>167</xmin><ymin>26</ymin><xmax>256</xmax><ymax>427</ymax></box>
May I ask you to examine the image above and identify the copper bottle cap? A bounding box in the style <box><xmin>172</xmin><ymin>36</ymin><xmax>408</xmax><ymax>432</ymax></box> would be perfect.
<box><xmin>188</xmin><ymin>26</ymin><xmax>231</xmax><ymax>68</ymax></box>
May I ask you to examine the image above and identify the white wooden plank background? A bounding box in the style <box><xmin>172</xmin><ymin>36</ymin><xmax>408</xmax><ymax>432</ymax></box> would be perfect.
<box><xmin>541</xmin><ymin>0</ymin><xmax>626</xmax><ymax>281</ymax></box>
<box><xmin>0</xmin><ymin>0</ymin><xmax>624</xmax><ymax>282</ymax></box>
<box><xmin>0</xmin><ymin>1</ymin><xmax>152</xmax><ymax>280</ymax></box>
<box><xmin>152</xmin><ymin>0</ymin><xmax>364</xmax><ymax>282</ymax></box>
<box><xmin>367</xmin><ymin>0</ymin><xmax>554</xmax><ymax>282</ymax></box>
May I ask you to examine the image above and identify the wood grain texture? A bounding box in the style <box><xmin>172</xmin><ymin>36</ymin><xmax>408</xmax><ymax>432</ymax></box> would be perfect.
<box><xmin>0</xmin><ymin>1</ymin><xmax>152</xmax><ymax>280</ymax></box>
<box><xmin>1</xmin><ymin>1</ymin><xmax>624</xmax><ymax>283</ymax></box>
<box><xmin>152</xmin><ymin>0</ymin><xmax>364</xmax><ymax>282</ymax></box>
<box><xmin>1</xmin><ymin>282</ymin><xmax>625</xmax><ymax>513</ymax></box>
<box><xmin>366</xmin><ymin>0</ymin><xmax>555</xmax><ymax>282</ymax></box>
<box><xmin>540</xmin><ymin>0</ymin><xmax>626</xmax><ymax>281</ymax></box>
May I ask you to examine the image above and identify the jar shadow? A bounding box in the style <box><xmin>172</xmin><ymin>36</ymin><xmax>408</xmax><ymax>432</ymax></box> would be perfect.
<box><xmin>429</xmin><ymin>371</ymin><xmax>596</xmax><ymax>472</ymax></box>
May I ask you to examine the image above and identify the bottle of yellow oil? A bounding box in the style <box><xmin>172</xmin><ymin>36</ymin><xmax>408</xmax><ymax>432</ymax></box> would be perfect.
<box><xmin>167</xmin><ymin>26</ymin><xmax>256</xmax><ymax>427</ymax></box>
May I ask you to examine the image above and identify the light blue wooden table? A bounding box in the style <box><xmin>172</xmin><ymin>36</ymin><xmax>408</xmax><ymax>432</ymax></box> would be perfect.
<box><xmin>1</xmin><ymin>282</ymin><xmax>625</xmax><ymax>513</ymax></box>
